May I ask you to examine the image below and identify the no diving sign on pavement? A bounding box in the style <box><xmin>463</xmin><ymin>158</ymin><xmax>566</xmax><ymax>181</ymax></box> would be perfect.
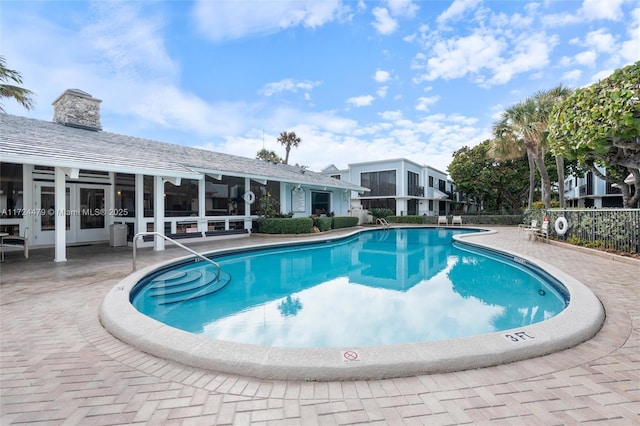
<box><xmin>341</xmin><ymin>350</ymin><xmax>361</xmax><ymax>363</ymax></box>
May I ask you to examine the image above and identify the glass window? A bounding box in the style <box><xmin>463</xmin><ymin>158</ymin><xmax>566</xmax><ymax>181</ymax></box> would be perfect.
<box><xmin>428</xmin><ymin>176</ymin><xmax>434</xmax><ymax>188</ymax></box>
<box><xmin>205</xmin><ymin>175</ymin><xmax>245</xmax><ymax>216</ymax></box>
<box><xmin>251</xmin><ymin>180</ymin><xmax>280</xmax><ymax>216</ymax></box>
<box><xmin>165</xmin><ymin>178</ymin><xmax>200</xmax><ymax>217</ymax></box>
<box><xmin>144</xmin><ymin>176</ymin><xmax>154</xmax><ymax>218</ymax></box>
<box><xmin>360</xmin><ymin>171</ymin><xmax>396</xmax><ymax>196</ymax></box>
<box><xmin>0</xmin><ymin>163</ymin><xmax>24</xmax><ymax>218</ymax></box>
<box><xmin>79</xmin><ymin>188</ymin><xmax>105</xmax><ymax>229</ymax></box>
<box><xmin>115</xmin><ymin>173</ymin><xmax>135</xmax><ymax>217</ymax></box>
<box><xmin>312</xmin><ymin>192</ymin><xmax>330</xmax><ymax>215</ymax></box>
<box><xmin>361</xmin><ymin>198</ymin><xmax>396</xmax><ymax>214</ymax></box>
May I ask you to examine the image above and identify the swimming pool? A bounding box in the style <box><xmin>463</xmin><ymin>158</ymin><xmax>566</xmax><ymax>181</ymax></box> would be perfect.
<box><xmin>130</xmin><ymin>228</ymin><xmax>568</xmax><ymax>348</ymax></box>
<box><xmin>101</xmin><ymin>227</ymin><xmax>604</xmax><ymax>380</ymax></box>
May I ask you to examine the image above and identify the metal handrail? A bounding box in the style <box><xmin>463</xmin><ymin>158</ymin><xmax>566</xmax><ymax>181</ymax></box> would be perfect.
<box><xmin>376</xmin><ymin>217</ymin><xmax>390</xmax><ymax>228</ymax></box>
<box><xmin>132</xmin><ymin>232</ymin><xmax>221</xmax><ymax>280</ymax></box>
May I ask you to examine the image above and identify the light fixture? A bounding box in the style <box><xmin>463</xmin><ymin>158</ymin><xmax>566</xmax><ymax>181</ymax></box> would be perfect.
<box><xmin>296</xmin><ymin>184</ymin><xmax>301</xmax><ymax>189</ymax></box>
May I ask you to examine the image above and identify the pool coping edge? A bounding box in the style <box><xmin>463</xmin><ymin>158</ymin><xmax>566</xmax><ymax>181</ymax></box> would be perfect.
<box><xmin>99</xmin><ymin>227</ymin><xmax>605</xmax><ymax>381</ymax></box>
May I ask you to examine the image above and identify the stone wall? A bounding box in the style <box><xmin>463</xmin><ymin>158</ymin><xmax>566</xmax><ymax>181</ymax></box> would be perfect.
<box><xmin>52</xmin><ymin>89</ymin><xmax>102</xmax><ymax>131</ymax></box>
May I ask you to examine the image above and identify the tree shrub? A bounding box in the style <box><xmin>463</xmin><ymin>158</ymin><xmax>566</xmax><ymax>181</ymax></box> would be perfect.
<box><xmin>332</xmin><ymin>216</ymin><xmax>359</xmax><ymax>229</ymax></box>
<box><xmin>259</xmin><ymin>217</ymin><xmax>313</xmax><ymax>234</ymax></box>
<box><xmin>368</xmin><ymin>208</ymin><xmax>394</xmax><ymax>220</ymax></box>
<box><xmin>316</xmin><ymin>216</ymin><xmax>333</xmax><ymax>232</ymax></box>
<box><xmin>387</xmin><ymin>215</ymin><xmax>423</xmax><ymax>224</ymax></box>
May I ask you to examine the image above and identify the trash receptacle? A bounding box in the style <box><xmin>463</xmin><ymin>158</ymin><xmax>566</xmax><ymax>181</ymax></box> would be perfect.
<box><xmin>109</xmin><ymin>224</ymin><xmax>128</xmax><ymax>247</ymax></box>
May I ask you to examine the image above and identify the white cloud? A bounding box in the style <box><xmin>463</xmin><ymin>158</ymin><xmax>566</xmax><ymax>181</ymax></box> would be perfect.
<box><xmin>486</xmin><ymin>32</ymin><xmax>557</xmax><ymax>85</ymax></box>
<box><xmin>620</xmin><ymin>7</ymin><xmax>640</xmax><ymax>62</ymax></box>
<box><xmin>436</xmin><ymin>0</ymin><xmax>481</xmax><ymax>25</ymax></box>
<box><xmin>561</xmin><ymin>69</ymin><xmax>583</xmax><ymax>81</ymax></box>
<box><xmin>371</xmin><ymin>7</ymin><xmax>397</xmax><ymax>35</ymax></box>
<box><xmin>192</xmin><ymin>0</ymin><xmax>346</xmax><ymax>41</ymax></box>
<box><xmin>415</xmin><ymin>96</ymin><xmax>440</xmax><ymax>112</ymax></box>
<box><xmin>574</xmin><ymin>50</ymin><xmax>597</xmax><ymax>66</ymax></box>
<box><xmin>259</xmin><ymin>79</ymin><xmax>321</xmax><ymax>96</ymax></box>
<box><xmin>81</xmin><ymin>2</ymin><xmax>178</xmax><ymax>80</ymax></box>
<box><xmin>386</xmin><ymin>0</ymin><xmax>419</xmax><ymax>18</ymax></box>
<box><xmin>584</xmin><ymin>29</ymin><xmax>617</xmax><ymax>53</ymax></box>
<box><xmin>379</xmin><ymin>110</ymin><xmax>403</xmax><ymax>120</ymax></box>
<box><xmin>346</xmin><ymin>95</ymin><xmax>375</xmax><ymax>107</ymax></box>
<box><xmin>373</xmin><ymin>69</ymin><xmax>391</xmax><ymax>83</ymax></box>
<box><xmin>415</xmin><ymin>31</ymin><xmax>506</xmax><ymax>82</ymax></box>
<box><xmin>545</xmin><ymin>0</ymin><xmax>626</xmax><ymax>26</ymax></box>
<box><xmin>376</xmin><ymin>86</ymin><xmax>389</xmax><ymax>98</ymax></box>
<box><xmin>581</xmin><ymin>0</ymin><xmax>625</xmax><ymax>21</ymax></box>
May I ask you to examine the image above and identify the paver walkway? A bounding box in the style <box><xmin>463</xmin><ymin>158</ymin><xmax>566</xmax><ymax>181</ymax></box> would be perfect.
<box><xmin>1</xmin><ymin>227</ymin><xmax>638</xmax><ymax>425</ymax></box>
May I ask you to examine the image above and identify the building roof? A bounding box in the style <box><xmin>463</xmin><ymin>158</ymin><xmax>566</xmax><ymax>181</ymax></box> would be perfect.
<box><xmin>0</xmin><ymin>114</ymin><xmax>368</xmax><ymax>193</ymax></box>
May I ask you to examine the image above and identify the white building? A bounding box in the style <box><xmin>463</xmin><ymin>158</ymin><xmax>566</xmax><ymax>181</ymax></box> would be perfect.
<box><xmin>0</xmin><ymin>89</ymin><xmax>368</xmax><ymax>261</ymax></box>
<box><xmin>563</xmin><ymin>167</ymin><xmax>630</xmax><ymax>208</ymax></box>
<box><xmin>322</xmin><ymin>158</ymin><xmax>458</xmax><ymax>218</ymax></box>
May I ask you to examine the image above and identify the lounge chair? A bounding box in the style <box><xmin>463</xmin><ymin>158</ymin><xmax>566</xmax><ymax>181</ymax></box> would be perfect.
<box><xmin>437</xmin><ymin>216</ymin><xmax>448</xmax><ymax>226</ymax></box>
<box><xmin>452</xmin><ymin>216</ymin><xmax>462</xmax><ymax>226</ymax></box>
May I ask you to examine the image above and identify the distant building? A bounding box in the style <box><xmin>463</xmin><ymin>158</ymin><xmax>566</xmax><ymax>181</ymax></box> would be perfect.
<box><xmin>322</xmin><ymin>158</ymin><xmax>463</xmax><ymax>220</ymax></box>
<box><xmin>563</xmin><ymin>166</ymin><xmax>634</xmax><ymax>208</ymax></box>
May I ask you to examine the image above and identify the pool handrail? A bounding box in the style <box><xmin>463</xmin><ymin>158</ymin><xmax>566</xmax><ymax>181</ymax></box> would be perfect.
<box><xmin>132</xmin><ymin>231</ymin><xmax>221</xmax><ymax>280</ymax></box>
<box><xmin>376</xmin><ymin>217</ymin><xmax>390</xmax><ymax>228</ymax></box>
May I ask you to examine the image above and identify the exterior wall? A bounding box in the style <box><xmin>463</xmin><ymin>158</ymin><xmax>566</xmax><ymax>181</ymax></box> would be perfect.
<box><xmin>1</xmin><ymin>161</ymin><xmax>354</xmax><ymax>251</ymax></box>
<box><xmin>563</xmin><ymin>166</ymin><xmax>625</xmax><ymax>208</ymax></box>
<box><xmin>323</xmin><ymin>159</ymin><xmax>455</xmax><ymax>218</ymax></box>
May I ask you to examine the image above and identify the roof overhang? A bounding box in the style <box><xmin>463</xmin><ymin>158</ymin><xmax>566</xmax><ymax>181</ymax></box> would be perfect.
<box><xmin>1</xmin><ymin>153</ymin><xmax>202</xmax><ymax>180</ymax></box>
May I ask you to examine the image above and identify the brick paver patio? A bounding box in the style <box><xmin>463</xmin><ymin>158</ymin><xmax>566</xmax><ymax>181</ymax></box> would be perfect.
<box><xmin>1</xmin><ymin>227</ymin><xmax>638</xmax><ymax>425</ymax></box>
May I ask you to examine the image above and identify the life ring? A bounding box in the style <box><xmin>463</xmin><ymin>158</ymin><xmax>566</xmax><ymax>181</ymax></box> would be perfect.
<box><xmin>554</xmin><ymin>216</ymin><xmax>568</xmax><ymax>235</ymax></box>
<box><xmin>242</xmin><ymin>191</ymin><xmax>255</xmax><ymax>204</ymax></box>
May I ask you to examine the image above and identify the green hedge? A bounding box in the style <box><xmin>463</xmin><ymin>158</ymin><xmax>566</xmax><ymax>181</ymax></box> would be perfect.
<box><xmin>388</xmin><ymin>215</ymin><xmax>523</xmax><ymax>226</ymax></box>
<box><xmin>388</xmin><ymin>215</ymin><xmax>423</xmax><ymax>224</ymax></box>
<box><xmin>259</xmin><ymin>217</ymin><xmax>314</xmax><ymax>234</ymax></box>
<box><xmin>332</xmin><ymin>216</ymin><xmax>359</xmax><ymax>229</ymax></box>
<box><xmin>317</xmin><ymin>217</ymin><xmax>333</xmax><ymax>232</ymax></box>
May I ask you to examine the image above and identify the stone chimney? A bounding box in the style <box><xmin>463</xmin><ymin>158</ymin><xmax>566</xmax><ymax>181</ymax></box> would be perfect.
<box><xmin>52</xmin><ymin>89</ymin><xmax>102</xmax><ymax>131</ymax></box>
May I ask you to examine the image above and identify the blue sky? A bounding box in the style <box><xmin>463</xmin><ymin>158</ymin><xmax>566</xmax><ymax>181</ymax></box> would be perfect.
<box><xmin>2</xmin><ymin>0</ymin><xmax>639</xmax><ymax>174</ymax></box>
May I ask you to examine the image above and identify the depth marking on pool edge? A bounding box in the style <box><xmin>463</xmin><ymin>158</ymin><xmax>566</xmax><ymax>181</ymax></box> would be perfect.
<box><xmin>505</xmin><ymin>331</ymin><xmax>535</xmax><ymax>342</ymax></box>
<box><xmin>341</xmin><ymin>350</ymin><xmax>361</xmax><ymax>363</ymax></box>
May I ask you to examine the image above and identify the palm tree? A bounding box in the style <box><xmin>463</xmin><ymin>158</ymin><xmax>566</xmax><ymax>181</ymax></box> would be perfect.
<box><xmin>256</xmin><ymin>148</ymin><xmax>283</xmax><ymax>163</ymax></box>
<box><xmin>277</xmin><ymin>131</ymin><xmax>301</xmax><ymax>165</ymax></box>
<box><xmin>0</xmin><ymin>56</ymin><xmax>35</xmax><ymax>112</ymax></box>
<box><xmin>535</xmin><ymin>85</ymin><xmax>573</xmax><ymax>208</ymax></box>
<box><xmin>491</xmin><ymin>85</ymin><xmax>572</xmax><ymax>210</ymax></box>
<box><xmin>491</xmin><ymin>116</ymin><xmax>535</xmax><ymax>210</ymax></box>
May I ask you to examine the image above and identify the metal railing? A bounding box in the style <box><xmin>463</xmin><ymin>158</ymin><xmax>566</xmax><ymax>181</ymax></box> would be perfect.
<box><xmin>132</xmin><ymin>231</ymin><xmax>222</xmax><ymax>278</ymax></box>
<box><xmin>526</xmin><ymin>208</ymin><xmax>640</xmax><ymax>254</ymax></box>
<box><xmin>376</xmin><ymin>217</ymin><xmax>390</xmax><ymax>228</ymax></box>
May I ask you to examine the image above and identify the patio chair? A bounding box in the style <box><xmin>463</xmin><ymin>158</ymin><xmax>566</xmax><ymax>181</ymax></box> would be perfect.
<box><xmin>523</xmin><ymin>220</ymin><xmax>538</xmax><ymax>240</ymax></box>
<box><xmin>535</xmin><ymin>220</ymin><xmax>549</xmax><ymax>243</ymax></box>
<box><xmin>452</xmin><ymin>216</ymin><xmax>462</xmax><ymax>226</ymax></box>
<box><xmin>438</xmin><ymin>216</ymin><xmax>448</xmax><ymax>226</ymax></box>
<box><xmin>1</xmin><ymin>227</ymin><xmax>29</xmax><ymax>259</ymax></box>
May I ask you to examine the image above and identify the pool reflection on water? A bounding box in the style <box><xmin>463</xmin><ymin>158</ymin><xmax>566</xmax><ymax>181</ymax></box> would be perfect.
<box><xmin>131</xmin><ymin>228</ymin><xmax>567</xmax><ymax>348</ymax></box>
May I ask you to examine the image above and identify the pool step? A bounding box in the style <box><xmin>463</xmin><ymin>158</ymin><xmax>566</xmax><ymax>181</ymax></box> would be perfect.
<box><xmin>147</xmin><ymin>267</ymin><xmax>231</xmax><ymax>304</ymax></box>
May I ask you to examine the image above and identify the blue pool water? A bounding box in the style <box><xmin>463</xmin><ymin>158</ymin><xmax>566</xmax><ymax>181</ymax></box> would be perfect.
<box><xmin>131</xmin><ymin>228</ymin><xmax>568</xmax><ymax>348</ymax></box>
